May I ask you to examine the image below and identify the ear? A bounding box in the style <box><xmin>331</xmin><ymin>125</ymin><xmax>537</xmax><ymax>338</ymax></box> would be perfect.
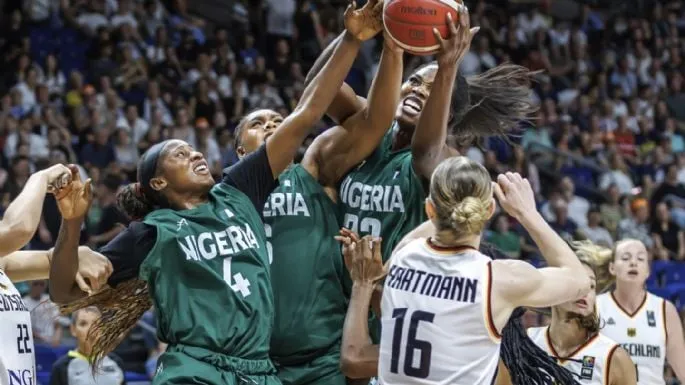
<box><xmin>608</xmin><ymin>261</ymin><xmax>616</xmax><ymax>276</ymax></box>
<box><xmin>149</xmin><ymin>177</ymin><xmax>167</xmax><ymax>192</ymax></box>
<box><xmin>236</xmin><ymin>146</ymin><xmax>246</xmax><ymax>159</ymax></box>
<box><xmin>424</xmin><ymin>198</ymin><xmax>436</xmax><ymax>220</ymax></box>
<box><xmin>487</xmin><ymin>197</ymin><xmax>496</xmax><ymax>220</ymax></box>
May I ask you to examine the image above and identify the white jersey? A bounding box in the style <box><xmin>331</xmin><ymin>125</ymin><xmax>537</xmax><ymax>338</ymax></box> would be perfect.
<box><xmin>0</xmin><ymin>269</ymin><xmax>35</xmax><ymax>385</ymax></box>
<box><xmin>528</xmin><ymin>326</ymin><xmax>619</xmax><ymax>384</ymax></box>
<box><xmin>596</xmin><ymin>292</ymin><xmax>666</xmax><ymax>385</ymax></box>
<box><xmin>379</xmin><ymin>239</ymin><xmax>500</xmax><ymax>385</ymax></box>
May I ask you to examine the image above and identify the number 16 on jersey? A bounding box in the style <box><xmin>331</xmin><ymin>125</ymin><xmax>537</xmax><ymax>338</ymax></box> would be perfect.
<box><xmin>390</xmin><ymin>308</ymin><xmax>435</xmax><ymax>379</ymax></box>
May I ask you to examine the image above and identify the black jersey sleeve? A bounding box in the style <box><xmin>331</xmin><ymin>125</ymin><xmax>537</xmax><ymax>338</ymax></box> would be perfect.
<box><xmin>221</xmin><ymin>144</ymin><xmax>279</xmax><ymax>213</ymax></box>
<box><xmin>49</xmin><ymin>355</ymin><xmax>71</xmax><ymax>385</ymax></box>
<box><xmin>99</xmin><ymin>221</ymin><xmax>157</xmax><ymax>287</ymax></box>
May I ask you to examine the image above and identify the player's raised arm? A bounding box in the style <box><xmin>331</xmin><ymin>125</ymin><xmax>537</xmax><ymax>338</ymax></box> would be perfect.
<box><xmin>410</xmin><ymin>7</ymin><xmax>476</xmax><ymax>179</ymax></box>
<box><xmin>305</xmin><ymin>16</ymin><xmax>404</xmax><ymax>185</ymax></box>
<box><xmin>0</xmin><ymin>163</ymin><xmax>71</xmax><ymax>257</ymax></box>
<box><xmin>491</xmin><ymin>173</ymin><xmax>591</xmax><ymax>318</ymax></box>
<box><xmin>336</xmin><ymin>230</ymin><xmax>386</xmax><ymax>379</ymax></box>
<box><xmin>266</xmin><ymin>2</ymin><xmax>378</xmax><ymax>179</ymax></box>
<box><xmin>49</xmin><ymin>166</ymin><xmax>94</xmax><ymax>303</ymax></box>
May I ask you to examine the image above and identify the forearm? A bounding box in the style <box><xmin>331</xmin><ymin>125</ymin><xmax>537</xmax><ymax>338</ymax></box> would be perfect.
<box><xmin>49</xmin><ymin>219</ymin><xmax>83</xmax><ymax>304</ymax></box>
<box><xmin>0</xmin><ymin>172</ymin><xmax>49</xmax><ymax>254</ymax></box>
<box><xmin>519</xmin><ymin>212</ymin><xmax>585</xmax><ymax>273</ymax></box>
<box><xmin>411</xmin><ymin>66</ymin><xmax>457</xmax><ymax>177</ymax></box>
<box><xmin>0</xmin><ymin>250</ymin><xmax>50</xmax><ymax>282</ymax></box>
<box><xmin>363</xmin><ymin>43</ymin><xmax>403</xmax><ymax>129</ymax></box>
<box><xmin>341</xmin><ymin>282</ymin><xmax>380</xmax><ymax>379</ymax></box>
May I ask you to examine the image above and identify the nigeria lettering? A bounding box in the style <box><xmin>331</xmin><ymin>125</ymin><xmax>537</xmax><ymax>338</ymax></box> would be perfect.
<box><xmin>0</xmin><ymin>293</ymin><xmax>28</xmax><ymax>312</ymax></box>
<box><xmin>340</xmin><ymin>177</ymin><xmax>405</xmax><ymax>213</ymax></box>
<box><xmin>621</xmin><ymin>343</ymin><xmax>661</xmax><ymax>358</ymax></box>
<box><xmin>179</xmin><ymin>223</ymin><xmax>259</xmax><ymax>261</ymax></box>
<box><xmin>385</xmin><ymin>265</ymin><xmax>478</xmax><ymax>303</ymax></box>
<box><xmin>263</xmin><ymin>192</ymin><xmax>310</xmax><ymax>217</ymax></box>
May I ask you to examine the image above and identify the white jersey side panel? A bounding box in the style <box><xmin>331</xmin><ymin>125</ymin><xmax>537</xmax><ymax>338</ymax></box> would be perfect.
<box><xmin>379</xmin><ymin>239</ymin><xmax>500</xmax><ymax>385</ymax></box>
<box><xmin>596</xmin><ymin>292</ymin><xmax>666</xmax><ymax>385</ymax></box>
<box><xmin>528</xmin><ymin>326</ymin><xmax>619</xmax><ymax>385</ymax></box>
<box><xmin>0</xmin><ymin>269</ymin><xmax>35</xmax><ymax>385</ymax></box>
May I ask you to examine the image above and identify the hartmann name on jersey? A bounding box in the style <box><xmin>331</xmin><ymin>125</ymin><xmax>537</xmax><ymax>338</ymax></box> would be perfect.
<box><xmin>385</xmin><ymin>265</ymin><xmax>478</xmax><ymax>303</ymax></box>
<box><xmin>0</xmin><ymin>293</ymin><xmax>28</xmax><ymax>312</ymax></box>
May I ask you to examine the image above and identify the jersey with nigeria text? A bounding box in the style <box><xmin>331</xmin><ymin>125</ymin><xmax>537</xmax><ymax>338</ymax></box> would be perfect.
<box><xmin>0</xmin><ymin>269</ymin><xmax>34</xmax><ymax>385</ymax></box>
<box><xmin>140</xmin><ymin>183</ymin><xmax>273</xmax><ymax>360</ymax></box>
<box><xmin>340</xmin><ymin>124</ymin><xmax>426</xmax><ymax>262</ymax></box>
<box><xmin>264</xmin><ymin>164</ymin><xmax>348</xmax><ymax>363</ymax></box>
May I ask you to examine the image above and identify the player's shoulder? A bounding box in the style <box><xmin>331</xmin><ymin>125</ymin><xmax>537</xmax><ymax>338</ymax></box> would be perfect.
<box><xmin>51</xmin><ymin>353</ymin><xmax>75</xmax><ymax>373</ymax></box>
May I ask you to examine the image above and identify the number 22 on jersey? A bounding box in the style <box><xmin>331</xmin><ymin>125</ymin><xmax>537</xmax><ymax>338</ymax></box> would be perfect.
<box><xmin>390</xmin><ymin>308</ymin><xmax>435</xmax><ymax>379</ymax></box>
<box><xmin>343</xmin><ymin>213</ymin><xmax>382</xmax><ymax>238</ymax></box>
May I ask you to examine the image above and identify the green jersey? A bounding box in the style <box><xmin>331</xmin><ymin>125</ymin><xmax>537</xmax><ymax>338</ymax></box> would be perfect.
<box><xmin>264</xmin><ymin>164</ymin><xmax>348</xmax><ymax>363</ymax></box>
<box><xmin>140</xmin><ymin>183</ymin><xmax>273</xmax><ymax>360</ymax></box>
<box><xmin>339</xmin><ymin>124</ymin><xmax>427</xmax><ymax>261</ymax></box>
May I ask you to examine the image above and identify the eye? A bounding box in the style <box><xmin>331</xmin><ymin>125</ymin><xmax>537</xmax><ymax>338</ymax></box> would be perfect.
<box><xmin>409</xmin><ymin>78</ymin><xmax>421</xmax><ymax>86</ymax></box>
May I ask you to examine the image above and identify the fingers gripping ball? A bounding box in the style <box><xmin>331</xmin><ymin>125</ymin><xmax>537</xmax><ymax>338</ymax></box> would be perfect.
<box><xmin>383</xmin><ymin>0</ymin><xmax>462</xmax><ymax>55</ymax></box>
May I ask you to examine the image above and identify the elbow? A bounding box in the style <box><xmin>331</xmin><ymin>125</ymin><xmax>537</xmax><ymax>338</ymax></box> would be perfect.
<box><xmin>48</xmin><ymin>286</ymin><xmax>70</xmax><ymax>305</ymax></box>
<box><xmin>339</xmin><ymin>352</ymin><xmax>365</xmax><ymax>379</ymax></box>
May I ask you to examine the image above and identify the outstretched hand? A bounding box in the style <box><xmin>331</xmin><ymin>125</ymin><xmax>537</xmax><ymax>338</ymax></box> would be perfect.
<box><xmin>54</xmin><ymin>165</ymin><xmax>93</xmax><ymax>221</ymax></box>
<box><xmin>344</xmin><ymin>0</ymin><xmax>384</xmax><ymax>42</ymax></box>
<box><xmin>492</xmin><ymin>172</ymin><xmax>536</xmax><ymax>221</ymax></box>
<box><xmin>433</xmin><ymin>5</ymin><xmax>479</xmax><ymax>68</ymax></box>
<box><xmin>336</xmin><ymin>228</ymin><xmax>386</xmax><ymax>284</ymax></box>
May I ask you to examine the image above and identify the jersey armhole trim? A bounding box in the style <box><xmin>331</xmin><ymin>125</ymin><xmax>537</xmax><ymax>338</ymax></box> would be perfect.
<box><xmin>604</xmin><ymin>343</ymin><xmax>619</xmax><ymax>385</ymax></box>
<box><xmin>137</xmin><ymin>222</ymin><xmax>161</xmax><ymax>282</ymax></box>
<box><xmin>662</xmin><ymin>298</ymin><xmax>668</xmax><ymax>344</ymax></box>
<box><xmin>485</xmin><ymin>261</ymin><xmax>502</xmax><ymax>341</ymax></box>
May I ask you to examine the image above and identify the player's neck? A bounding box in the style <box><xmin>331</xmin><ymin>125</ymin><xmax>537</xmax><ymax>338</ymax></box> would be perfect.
<box><xmin>613</xmin><ymin>285</ymin><xmax>646</xmax><ymax>312</ymax></box>
<box><xmin>432</xmin><ymin>232</ymin><xmax>480</xmax><ymax>250</ymax></box>
<box><xmin>549</xmin><ymin>312</ymin><xmax>591</xmax><ymax>356</ymax></box>
<box><xmin>391</xmin><ymin>123</ymin><xmax>413</xmax><ymax>151</ymax></box>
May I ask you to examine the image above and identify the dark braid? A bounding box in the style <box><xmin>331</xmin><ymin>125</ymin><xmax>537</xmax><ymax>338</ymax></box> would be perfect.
<box><xmin>500</xmin><ymin>308</ymin><xmax>580</xmax><ymax>385</ymax></box>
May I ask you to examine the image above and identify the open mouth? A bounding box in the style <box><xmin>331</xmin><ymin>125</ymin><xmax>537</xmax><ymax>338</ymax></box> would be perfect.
<box><xmin>193</xmin><ymin>160</ymin><xmax>209</xmax><ymax>175</ymax></box>
<box><xmin>401</xmin><ymin>96</ymin><xmax>423</xmax><ymax>116</ymax></box>
<box><xmin>264</xmin><ymin>131</ymin><xmax>274</xmax><ymax>140</ymax></box>
<box><xmin>575</xmin><ymin>299</ymin><xmax>588</xmax><ymax>308</ymax></box>
<box><xmin>627</xmin><ymin>270</ymin><xmax>639</xmax><ymax>277</ymax></box>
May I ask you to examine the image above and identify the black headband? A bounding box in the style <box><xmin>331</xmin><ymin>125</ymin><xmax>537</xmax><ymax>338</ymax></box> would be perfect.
<box><xmin>138</xmin><ymin>140</ymin><xmax>170</xmax><ymax>199</ymax></box>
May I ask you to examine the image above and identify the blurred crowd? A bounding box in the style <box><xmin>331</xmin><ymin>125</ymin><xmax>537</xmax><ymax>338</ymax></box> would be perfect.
<box><xmin>0</xmin><ymin>0</ymin><xmax>684</xmax><ymax>382</ymax></box>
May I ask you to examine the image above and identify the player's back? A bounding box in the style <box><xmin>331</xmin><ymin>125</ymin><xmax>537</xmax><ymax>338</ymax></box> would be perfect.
<box><xmin>596</xmin><ymin>292</ymin><xmax>666</xmax><ymax>385</ymax></box>
<box><xmin>0</xmin><ymin>269</ymin><xmax>34</xmax><ymax>385</ymax></box>
<box><xmin>379</xmin><ymin>238</ymin><xmax>500</xmax><ymax>385</ymax></box>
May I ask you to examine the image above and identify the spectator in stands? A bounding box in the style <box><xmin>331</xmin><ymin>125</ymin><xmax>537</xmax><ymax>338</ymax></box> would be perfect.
<box><xmin>24</xmin><ymin>280</ymin><xmax>65</xmax><ymax>347</ymax></box>
<box><xmin>651</xmin><ymin>202</ymin><xmax>684</xmax><ymax>261</ymax></box>
<box><xmin>581</xmin><ymin>206</ymin><xmax>614</xmax><ymax>248</ymax></box>
<box><xmin>617</xmin><ymin>198</ymin><xmax>654</xmax><ymax>250</ymax></box>
<box><xmin>50</xmin><ymin>307</ymin><xmax>126</xmax><ymax>385</ymax></box>
<box><xmin>549</xmin><ymin>197</ymin><xmax>579</xmax><ymax>242</ymax></box>
<box><xmin>88</xmin><ymin>174</ymin><xmax>127</xmax><ymax>249</ymax></box>
<box><xmin>487</xmin><ymin>213</ymin><xmax>522</xmax><ymax>259</ymax></box>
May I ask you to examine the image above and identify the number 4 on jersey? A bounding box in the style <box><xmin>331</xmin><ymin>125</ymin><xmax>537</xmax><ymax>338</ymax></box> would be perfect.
<box><xmin>223</xmin><ymin>257</ymin><xmax>251</xmax><ymax>297</ymax></box>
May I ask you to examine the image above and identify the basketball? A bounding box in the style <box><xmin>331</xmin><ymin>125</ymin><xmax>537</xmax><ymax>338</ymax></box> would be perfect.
<box><xmin>383</xmin><ymin>0</ymin><xmax>462</xmax><ymax>56</ymax></box>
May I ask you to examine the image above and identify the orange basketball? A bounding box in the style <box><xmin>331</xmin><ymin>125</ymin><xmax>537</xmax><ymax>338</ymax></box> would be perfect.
<box><xmin>383</xmin><ymin>0</ymin><xmax>462</xmax><ymax>56</ymax></box>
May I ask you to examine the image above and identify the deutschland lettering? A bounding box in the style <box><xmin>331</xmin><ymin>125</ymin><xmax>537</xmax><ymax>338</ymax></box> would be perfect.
<box><xmin>0</xmin><ymin>293</ymin><xmax>28</xmax><ymax>312</ymax></box>
<box><xmin>621</xmin><ymin>343</ymin><xmax>661</xmax><ymax>358</ymax></box>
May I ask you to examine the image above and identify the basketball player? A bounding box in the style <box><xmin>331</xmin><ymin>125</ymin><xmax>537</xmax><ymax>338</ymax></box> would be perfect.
<box><xmin>47</xmin><ymin>4</ymin><xmax>371</xmax><ymax>383</ymax></box>
<box><xmin>0</xmin><ymin>164</ymin><xmax>110</xmax><ymax>385</ymax></box>
<box><xmin>338</xmin><ymin>159</ymin><xmax>592</xmax><ymax>385</ymax></box>
<box><xmin>496</xmin><ymin>241</ymin><xmax>636</xmax><ymax>385</ymax></box>
<box><xmin>232</xmin><ymin>1</ymin><xmax>404</xmax><ymax>384</ymax></box>
<box><xmin>306</xmin><ymin>6</ymin><xmax>536</xmax><ymax>262</ymax></box>
<box><xmin>595</xmin><ymin>239</ymin><xmax>685</xmax><ymax>384</ymax></box>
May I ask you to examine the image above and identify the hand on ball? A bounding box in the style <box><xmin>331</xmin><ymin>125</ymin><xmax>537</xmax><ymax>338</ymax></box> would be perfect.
<box><xmin>433</xmin><ymin>5</ymin><xmax>479</xmax><ymax>68</ymax></box>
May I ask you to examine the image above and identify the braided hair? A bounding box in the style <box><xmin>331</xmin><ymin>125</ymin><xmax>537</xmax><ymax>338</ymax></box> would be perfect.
<box><xmin>485</xmin><ymin>245</ymin><xmax>579</xmax><ymax>385</ymax></box>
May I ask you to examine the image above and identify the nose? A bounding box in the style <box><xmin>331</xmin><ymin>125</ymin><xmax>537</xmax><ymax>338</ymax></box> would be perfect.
<box><xmin>264</xmin><ymin>120</ymin><xmax>278</xmax><ymax>132</ymax></box>
<box><xmin>190</xmin><ymin>150</ymin><xmax>203</xmax><ymax>162</ymax></box>
<box><xmin>412</xmin><ymin>85</ymin><xmax>429</xmax><ymax>100</ymax></box>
